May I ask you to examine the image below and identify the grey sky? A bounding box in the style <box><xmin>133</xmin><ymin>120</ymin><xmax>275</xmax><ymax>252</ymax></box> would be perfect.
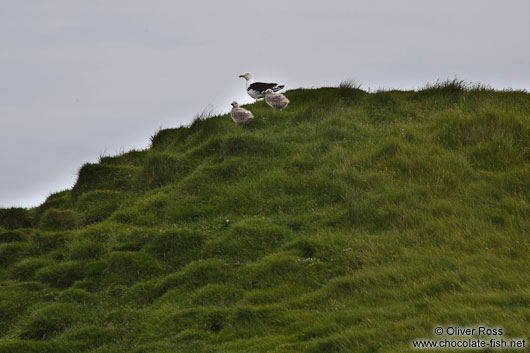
<box><xmin>1</xmin><ymin>0</ymin><xmax>529</xmax><ymax>208</ymax></box>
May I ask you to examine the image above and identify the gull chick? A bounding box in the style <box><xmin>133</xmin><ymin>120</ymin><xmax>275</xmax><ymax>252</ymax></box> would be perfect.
<box><xmin>264</xmin><ymin>89</ymin><xmax>290</xmax><ymax>110</ymax></box>
<box><xmin>230</xmin><ymin>101</ymin><xmax>254</xmax><ymax>126</ymax></box>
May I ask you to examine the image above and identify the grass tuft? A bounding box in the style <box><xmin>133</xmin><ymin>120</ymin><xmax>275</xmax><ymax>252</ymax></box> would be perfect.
<box><xmin>37</xmin><ymin>209</ymin><xmax>81</xmax><ymax>230</ymax></box>
<box><xmin>0</xmin><ymin>208</ymin><xmax>31</xmax><ymax>230</ymax></box>
<box><xmin>17</xmin><ymin>303</ymin><xmax>81</xmax><ymax>340</ymax></box>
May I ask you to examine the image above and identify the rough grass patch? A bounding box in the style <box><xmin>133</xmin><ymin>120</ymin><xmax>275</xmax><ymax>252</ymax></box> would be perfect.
<box><xmin>229</xmin><ymin>305</ymin><xmax>287</xmax><ymax>333</ymax></box>
<box><xmin>68</xmin><ymin>240</ymin><xmax>104</xmax><ymax>260</ymax></box>
<box><xmin>182</xmin><ymin>158</ymin><xmax>248</xmax><ymax>191</ymax></box>
<box><xmin>58</xmin><ymin>325</ymin><xmax>123</xmax><ymax>350</ymax></box>
<box><xmin>76</xmin><ymin>260</ymin><xmax>107</xmax><ymax>290</ymax></box>
<box><xmin>31</xmin><ymin>231</ymin><xmax>68</xmax><ymax>253</ymax></box>
<box><xmin>17</xmin><ymin>303</ymin><xmax>81</xmax><ymax>340</ymax></box>
<box><xmin>189</xmin><ymin>108</ymin><xmax>217</xmax><ymax>131</ymax></box>
<box><xmin>150</xmin><ymin>127</ymin><xmax>189</xmax><ymax>151</ymax></box>
<box><xmin>72</xmin><ymin>163</ymin><xmax>137</xmax><ymax>197</ymax></box>
<box><xmin>76</xmin><ymin>190</ymin><xmax>126</xmax><ymax>224</ymax></box>
<box><xmin>35</xmin><ymin>262</ymin><xmax>85</xmax><ymax>288</ymax></box>
<box><xmin>188</xmin><ymin>284</ymin><xmax>242</xmax><ymax>307</ymax></box>
<box><xmin>338</xmin><ymin>79</ymin><xmax>362</xmax><ymax>89</ymax></box>
<box><xmin>333</xmin><ymin>183</ymin><xmax>427</xmax><ymax>231</ymax></box>
<box><xmin>9</xmin><ymin>257</ymin><xmax>53</xmax><ymax>281</ymax></box>
<box><xmin>414</xmin><ymin>78</ymin><xmax>467</xmax><ymax>102</ymax></box>
<box><xmin>0</xmin><ymin>282</ymin><xmax>49</xmax><ymax>337</ymax></box>
<box><xmin>110</xmin><ymin>192</ymin><xmax>176</xmax><ymax>226</ymax></box>
<box><xmin>204</xmin><ymin>218</ymin><xmax>289</xmax><ymax>262</ymax></box>
<box><xmin>57</xmin><ymin>288</ymin><xmax>91</xmax><ymax>303</ymax></box>
<box><xmin>37</xmin><ymin>209</ymin><xmax>81</xmax><ymax>230</ymax></box>
<box><xmin>165</xmin><ymin>259</ymin><xmax>233</xmax><ymax>290</ymax></box>
<box><xmin>143</xmin><ymin>229</ymin><xmax>204</xmax><ymax>269</ymax></box>
<box><xmin>139</xmin><ymin>152</ymin><xmax>195</xmax><ymax>188</ymax></box>
<box><xmin>0</xmin><ymin>229</ymin><xmax>29</xmax><ymax>243</ymax></box>
<box><xmin>186</xmin><ymin>137</ymin><xmax>223</xmax><ymax>159</ymax></box>
<box><xmin>436</xmin><ymin>110</ymin><xmax>529</xmax><ymax>148</ymax></box>
<box><xmin>369</xmin><ymin>91</ymin><xmax>408</xmax><ymax>122</ymax></box>
<box><xmin>492</xmin><ymin>167</ymin><xmax>530</xmax><ymax>200</ymax></box>
<box><xmin>0</xmin><ymin>208</ymin><xmax>31</xmax><ymax>230</ymax></box>
<box><xmin>337</xmin><ymin>80</ymin><xmax>365</xmax><ymax>103</ymax></box>
<box><xmin>99</xmin><ymin>149</ymin><xmax>147</xmax><ymax>167</ymax></box>
<box><xmin>435</xmin><ymin>110</ymin><xmax>529</xmax><ymax>170</ymax></box>
<box><xmin>0</xmin><ymin>242</ymin><xmax>37</xmax><ymax>267</ymax></box>
<box><xmin>289</xmin><ymin>151</ymin><xmax>319</xmax><ymax>172</ymax></box>
<box><xmin>221</xmin><ymin>134</ymin><xmax>282</xmax><ymax>157</ymax></box>
<box><xmin>128</xmin><ymin>278</ymin><xmax>167</xmax><ymax>305</ymax></box>
<box><xmin>164</xmin><ymin>307</ymin><xmax>227</xmax><ymax>334</ymax></box>
<box><xmin>0</xmin><ymin>341</ymin><xmax>70</xmax><ymax>353</ymax></box>
<box><xmin>244</xmin><ymin>254</ymin><xmax>310</xmax><ymax>289</ymax></box>
<box><xmin>33</xmin><ymin>191</ymin><xmax>73</xmax><ymax>224</ymax></box>
<box><xmin>283</xmin><ymin>238</ymin><xmax>320</xmax><ymax>258</ymax></box>
<box><xmin>104</xmin><ymin>251</ymin><xmax>162</xmax><ymax>285</ymax></box>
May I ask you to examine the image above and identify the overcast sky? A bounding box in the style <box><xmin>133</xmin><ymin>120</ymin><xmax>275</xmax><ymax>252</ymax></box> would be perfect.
<box><xmin>1</xmin><ymin>0</ymin><xmax>529</xmax><ymax>208</ymax></box>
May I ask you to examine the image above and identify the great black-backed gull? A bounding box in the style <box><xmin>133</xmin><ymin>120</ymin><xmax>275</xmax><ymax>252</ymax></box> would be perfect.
<box><xmin>239</xmin><ymin>72</ymin><xmax>284</xmax><ymax>100</ymax></box>
<box><xmin>264</xmin><ymin>89</ymin><xmax>290</xmax><ymax>110</ymax></box>
<box><xmin>230</xmin><ymin>101</ymin><xmax>254</xmax><ymax>126</ymax></box>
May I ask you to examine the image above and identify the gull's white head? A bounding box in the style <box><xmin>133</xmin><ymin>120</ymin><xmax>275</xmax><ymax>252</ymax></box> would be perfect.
<box><xmin>231</xmin><ymin>101</ymin><xmax>239</xmax><ymax>108</ymax></box>
<box><xmin>238</xmin><ymin>72</ymin><xmax>253</xmax><ymax>81</ymax></box>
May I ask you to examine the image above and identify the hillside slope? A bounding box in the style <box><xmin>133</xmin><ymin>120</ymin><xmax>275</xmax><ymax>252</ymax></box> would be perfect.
<box><xmin>1</xmin><ymin>82</ymin><xmax>529</xmax><ymax>353</ymax></box>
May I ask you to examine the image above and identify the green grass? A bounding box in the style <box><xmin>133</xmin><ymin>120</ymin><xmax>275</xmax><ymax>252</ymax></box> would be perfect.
<box><xmin>1</xmin><ymin>82</ymin><xmax>529</xmax><ymax>352</ymax></box>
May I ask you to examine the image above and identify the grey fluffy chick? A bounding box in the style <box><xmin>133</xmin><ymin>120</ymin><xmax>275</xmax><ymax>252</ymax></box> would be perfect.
<box><xmin>230</xmin><ymin>101</ymin><xmax>254</xmax><ymax>126</ymax></box>
<box><xmin>264</xmin><ymin>89</ymin><xmax>289</xmax><ymax>110</ymax></box>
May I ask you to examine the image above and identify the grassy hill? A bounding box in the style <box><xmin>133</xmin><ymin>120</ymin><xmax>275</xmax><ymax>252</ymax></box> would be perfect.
<box><xmin>0</xmin><ymin>81</ymin><xmax>529</xmax><ymax>352</ymax></box>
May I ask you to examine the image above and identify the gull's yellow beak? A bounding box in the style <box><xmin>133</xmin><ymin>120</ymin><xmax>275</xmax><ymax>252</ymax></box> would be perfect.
<box><xmin>239</xmin><ymin>74</ymin><xmax>245</xmax><ymax>78</ymax></box>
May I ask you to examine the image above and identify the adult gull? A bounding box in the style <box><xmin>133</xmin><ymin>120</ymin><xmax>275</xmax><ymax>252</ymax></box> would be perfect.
<box><xmin>239</xmin><ymin>72</ymin><xmax>284</xmax><ymax>99</ymax></box>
